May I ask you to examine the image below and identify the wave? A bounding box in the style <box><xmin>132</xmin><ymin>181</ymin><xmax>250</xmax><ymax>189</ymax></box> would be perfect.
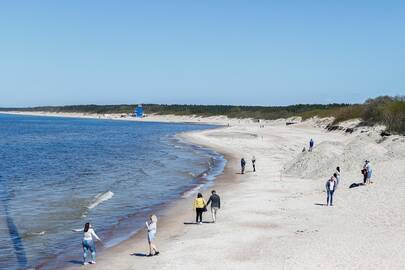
<box><xmin>87</xmin><ymin>191</ymin><xmax>114</xmax><ymax>210</ymax></box>
<box><xmin>182</xmin><ymin>184</ymin><xmax>204</xmax><ymax>198</ymax></box>
<box><xmin>22</xmin><ymin>231</ymin><xmax>46</xmax><ymax>239</ymax></box>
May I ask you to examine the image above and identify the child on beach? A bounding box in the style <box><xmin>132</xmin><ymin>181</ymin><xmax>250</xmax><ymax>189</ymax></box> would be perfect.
<box><xmin>241</xmin><ymin>158</ymin><xmax>246</xmax><ymax>174</ymax></box>
<box><xmin>72</xmin><ymin>223</ymin><xmax>101</xmax><ymax>265</ymax></box>
<box><xmin>146</xmin><ymin>215</ymin><xmax>159</xmax><ymax>256</ymax></box>
<box><xmin>194</xmin><ymin>193</ymin><xmax>207</xmax><ymax>224</ymax></box>
<box><xmin>325</xmin><ymin>176</ymin><xmax>337</xmax><ymax>206</ymax></box>
<box><xmin>206</xmin><ymin>190</ymin><xmax>221</xmax><ymax>223</ymax></box>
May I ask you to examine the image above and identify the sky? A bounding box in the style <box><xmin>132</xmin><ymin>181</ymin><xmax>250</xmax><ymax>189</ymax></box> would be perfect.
<box><xmin>0</xmin><ymin>1</ymin><xmax>404</xmax><ymax>107</ymax></box>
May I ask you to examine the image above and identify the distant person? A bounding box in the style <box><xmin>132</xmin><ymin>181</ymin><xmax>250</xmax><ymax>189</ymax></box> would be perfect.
<box><xmin>194</xmin><ymin>193</ymin><xmax>207</xmax><ymax>224</ymax></box>
<box><xmin>252</xmin><ymin>156</ymin><xmax>256</xmax><ymax>172</ymax></box>
<box><xmin>335</xmin><ymin>167</ymin><xmax>341</xmax><ymax>186</ymax></box>
<box><xmin>146</xmin><ymin>214</ymin><xmax>159</xmax><ymax>256</ymax></box>
<box><xmin>332</xmin><ymin>173</ymin><xmax>339</xmax><ymax>189</ymax></box>
<box><xmin>72</xmin><ymin>222</ymin><xmax>101</xmax><ymax>265</ymax></box>
<box><xmin>325</xmin><ymin>176</ymin><xmax>337</xmax><ymax>206</ymax></box>
<box><xmin>206</xmin><ymin>190</ymin><xmax>221</xmax><ymax>223</ymax></box>
<box><xmin>361</xmin><ymin>167</ymin><xmax>367</xmax><ymax>184</ymax></box>
<box><xmin>309</xmin><ymin>139</ymin><xmax>314</xmax><ymax>152</ymax></box>
<box><xmin>364</xmin><ymin>160</ymin><xmax>372</xmax><ymax>184</ymax></box>
<box><xmin>241</xmin><ymin>158</ymin><xmax>246</xmax><ymax>174</ymax></box>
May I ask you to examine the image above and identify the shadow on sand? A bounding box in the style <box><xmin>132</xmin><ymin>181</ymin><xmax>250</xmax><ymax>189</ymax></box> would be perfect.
<box><xmin>131</xmin><ymin>253</ymin><xmax>148</xmax><ymax>257</ymax></box>
<box><xmin>314</xmin><ymin>203</ymin><xmax>327</xmax><ymax>206</ymax></box>
<box><xmin>183</xmin><ymin>221</ymin><xmax>213</xmax><ymax>225</ymax></box>
<box><xmin>349</xmin><ymin>182</ymin><xmax>364</xmax><ymax>189</ymax></box>
<box><xmin>67</xmin><ymin>260</ymin><xmax>84</xmax><ymax>265</ymax></box>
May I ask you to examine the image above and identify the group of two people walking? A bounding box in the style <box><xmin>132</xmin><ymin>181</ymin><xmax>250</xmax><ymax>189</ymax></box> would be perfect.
<box><xmin>194</xmin><ymin>190</ymin><xmax>221</xmax><ymax>224</ymax></box>
<box><xmin>240</xmin><ymin>156</ymin><xmax>256</xmax><ymax>174</ymax></box>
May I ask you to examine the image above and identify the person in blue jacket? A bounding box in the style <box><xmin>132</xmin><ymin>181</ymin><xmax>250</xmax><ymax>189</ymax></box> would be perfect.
<box><xmin>309</xmin><ymin>139</ymin><xmax>314</xmax><ymax>152</ymax></box>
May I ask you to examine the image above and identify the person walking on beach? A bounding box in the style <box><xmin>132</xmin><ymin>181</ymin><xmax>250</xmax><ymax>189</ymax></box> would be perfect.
<box><xmin>364</xmin><ymin>160</ymin><xmax>373</xmax><ymax>184</ymax></box>
<box><xmin>146</xmin><ymin>214</ymin><xmax>159</xmax><ymax>256</ymax></box>
<box><xmin>241</xmin><ymin>158</ymin><xmax>246</xmax><ymax>174</ymax></box>
<box><xmin>72</xmin><ymin>222</ymin><xmax>101</xmax><ymax>265</ymax></box>
<box><xmin>361</xmin><ymin>167</ymin><xmax>367</xmax><ymax>184</ymax></box>
<box><xmin>335</xmin><ymin>167</ymin><xmax>341</xmax><ymax>186</ymax></box>
<box><xmin>325</xmin><ymin>176</ymin><xmax>337</xmax><ymax>206</ymax></box>
<box><xmin>252</xmin><ymin>156</ymin><xmax>256</xmax><ymax>172</ymax></box>
<box><xmin>194</xmin><ymin>193</ymin><xmax>207</xmax><ymax>224</ymax></box>
<box><xmin>206</xmin><ymin>190</ymin><xmax>221</xmax><ymax>223</ymax></box>
<box><xmin>309</xmin><ymin>138</ymin><xmax>314</xmax><ymax>152</ymax></box>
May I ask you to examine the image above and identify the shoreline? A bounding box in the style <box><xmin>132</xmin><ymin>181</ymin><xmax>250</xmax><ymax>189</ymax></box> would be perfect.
<box><xmin>21</xmin><ymin>117</ymin><xmax>228</xmax><ymax>270</ymax></box>
<box><xmin>59</xmin><ymin>126</ymin><xmax>241</xmax><ymax>270</ymax></box>
<box><xmin>0</xmin><ymin>111</ymin><xmax>234</xmax><ymax>126</ymax></box>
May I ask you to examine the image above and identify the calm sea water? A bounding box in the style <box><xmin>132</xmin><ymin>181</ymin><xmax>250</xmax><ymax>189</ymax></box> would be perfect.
<box><xmin>0</xmin><ymin>114</ymin><xmax>225</xmax><ymax>269</ymax></box>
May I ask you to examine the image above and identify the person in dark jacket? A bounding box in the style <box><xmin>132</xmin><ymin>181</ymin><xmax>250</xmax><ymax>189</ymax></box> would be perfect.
<box><xmin>335</xmin><ymin>167</ymin><xmax>341</xmax><ymax>186</ymax></box>
<box><xmin>241</xmin><ymin>158</ymin><xmax>246</xmax><ymax>174</ymax></box>
<box><xmin>361</xmin><ymin>168</ymin><xmax>367</xmax><ymax>184</ymax></box>
<box><xmin>206</xmin><ymin>190</ymin><xmax>221</xmax><ymax>223</ymax></box>
<box><xmin>325</xmin><ymin>176</ymin><xmax>337</xmax><ymax>206</ymax></box>
<box><xmin>309</xmin><ymin>138</ymin><xmax>314</xmax><ymax>152</ymax></box>
<box><xmin>252</xmin><ymin>156</ymin><xmax>256</xmax><ymax>172</ymax></box>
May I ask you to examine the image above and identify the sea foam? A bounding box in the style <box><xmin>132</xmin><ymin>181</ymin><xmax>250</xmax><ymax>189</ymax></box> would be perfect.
<box><xmin>88</xmin><ymin>191</ymin><xmax>114</xmax><ymax>210</ymax></box>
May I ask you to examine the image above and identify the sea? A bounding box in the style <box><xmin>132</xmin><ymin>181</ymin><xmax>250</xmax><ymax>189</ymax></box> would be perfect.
<box><xmin>0</xmin><ymin>113</ymin><xmax>226</xmax><ymax>269</ymax></box>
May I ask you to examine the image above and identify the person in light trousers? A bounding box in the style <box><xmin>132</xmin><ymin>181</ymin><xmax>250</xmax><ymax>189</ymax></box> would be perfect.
<box><xmin>206</xmin><ymin>190</ymin><xmax>221</xmax><ymax>223</ymax></box>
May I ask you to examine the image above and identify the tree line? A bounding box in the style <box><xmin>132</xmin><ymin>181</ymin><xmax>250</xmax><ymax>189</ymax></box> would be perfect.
<box><xmin>1</xmin><ymin>96</ymin><xmax>404</xmax><ymax>134</ymax></box>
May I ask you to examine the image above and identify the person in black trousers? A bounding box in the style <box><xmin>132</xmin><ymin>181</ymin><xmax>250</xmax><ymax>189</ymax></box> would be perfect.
<box><xmin>193</xmin><ymin>193</ymin><xmax>206</xmax><ymax>224</ymax></box>
<box><xmin>241</xmin><ymin>158</ymin><xmax>246</xmax><ymax>174</ymax></box>
<box><xmin>252</xmin><ymin>156</ymin><xmax>256</xmax><ymax>172</ymax></box>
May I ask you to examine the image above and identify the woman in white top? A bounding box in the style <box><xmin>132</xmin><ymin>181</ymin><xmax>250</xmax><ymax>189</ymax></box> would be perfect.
<box><xmin>325</xmin><ymin>176</ymin><xmax>337</xmax><ymax>206</ymax></box>
<box><xmin>146</xmin><ymin>214</ymin><xmax>159</xmax><ymax>256</ymax></box>
<box><xmin>73</xmin><ymin>222</ymin><xmax>101</xmax><ymax>265</ymax></box>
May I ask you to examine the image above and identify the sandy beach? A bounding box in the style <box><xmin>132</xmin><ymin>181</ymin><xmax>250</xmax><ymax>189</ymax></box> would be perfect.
<box><xmin>63</xmin><ymin>113</ymin><xmax>405</xmax><ymax>269</ymax></box>
<box><xmin>3</xmin><ymin>112</ymin><xmax>405</xmax><ymax>269</ymax></box>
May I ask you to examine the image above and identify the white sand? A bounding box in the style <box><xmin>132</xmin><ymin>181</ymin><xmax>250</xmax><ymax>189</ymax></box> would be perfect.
<box><xmin>4</xmin><ymin>111</ymin><xmax>405</xmax><ymax>269</ymax></box>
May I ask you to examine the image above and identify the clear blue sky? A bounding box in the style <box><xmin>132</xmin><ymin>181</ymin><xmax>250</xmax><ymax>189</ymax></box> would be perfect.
<box><xmin>1</xmin><ymin>1</ymin><xmax>404</xmax><ymax>107</ymax></box>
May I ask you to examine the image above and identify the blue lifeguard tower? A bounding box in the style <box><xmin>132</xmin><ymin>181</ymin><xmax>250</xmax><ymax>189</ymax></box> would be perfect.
<box><xmin>134</xmin><ymin>104</ymin><xmax>144</xmax><ymax>118</ymax></box>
